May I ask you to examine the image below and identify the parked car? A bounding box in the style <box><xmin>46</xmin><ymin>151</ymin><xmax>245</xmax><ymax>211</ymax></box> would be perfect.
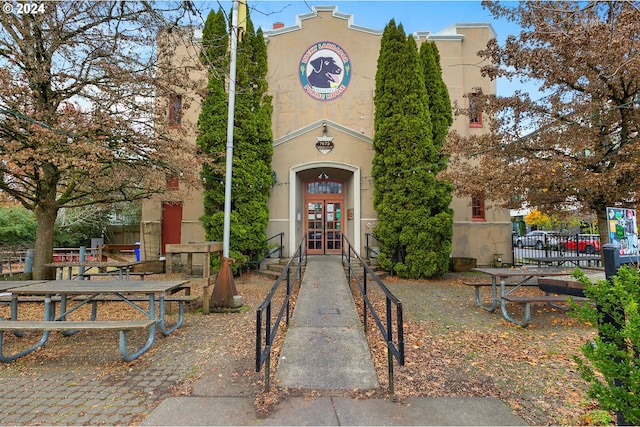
<box><xmin>515</xmin><ymin>231</ymin><xmax>558</xmax><ymax>249</ymax></box>
<box><xmin>561</xmin><ymin>234</ymin><xmax>601</xmax><ymax>254</ymax></box>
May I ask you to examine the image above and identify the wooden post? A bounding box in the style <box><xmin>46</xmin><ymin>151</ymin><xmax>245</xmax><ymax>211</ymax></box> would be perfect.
<box><xmin>202</xmin><ymin>276</ymin><xmax>213</xmax><ymax>314</ymax></box>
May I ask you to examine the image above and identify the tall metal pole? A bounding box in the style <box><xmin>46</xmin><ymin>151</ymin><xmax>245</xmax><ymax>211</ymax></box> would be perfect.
<box><xmin>223</xmin><ymin>0</ymin><xmax>239</xmax><ymax>259</ymax></box>
<box><xmin>210</xmin><ymin>0</ymin><xmax>242</xmax><ymax>310</ymax></box>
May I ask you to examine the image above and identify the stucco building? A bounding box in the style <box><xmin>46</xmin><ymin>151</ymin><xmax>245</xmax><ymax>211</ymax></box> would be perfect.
<box><xmin>141</xmin><ymin>5</ymin><xmax>513</xmax><ymax>270</ymax></box>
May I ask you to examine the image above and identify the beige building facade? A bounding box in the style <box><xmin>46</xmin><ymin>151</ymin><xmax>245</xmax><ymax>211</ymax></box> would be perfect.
<box><xmin>141</xmin><ymin>5</ymin><xmax>513</xmax><ymax>268</ymax></box>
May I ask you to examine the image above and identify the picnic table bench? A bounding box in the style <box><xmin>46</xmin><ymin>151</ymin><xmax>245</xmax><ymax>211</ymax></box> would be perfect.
<box><xmin>80</xmin><ymin>271</ymin><xmax>156</xmax><ymax>280</ymax></box>
<box><xmin>463</xmin><ymin>281</ymin><xmax>494</xmax><ymax>309</ymax></box>
<box><xmin>0</xmin><ymin>279</ymin><xmax>189</xmax><ymax>362</ymax></box>
<box><xmin>45</xmin><ymin>261</ymin><xmax>138</xmax><ymax>280</ymax></box>
<box><xmin>1</xmin><ymin>281</ymin><xmax>52</xmax><ymax>323</ymax></box>
<box><xmin>500</xmin><ymin>294</ymin><xmax>592</xmax><ymax>327</ymax></box>
<box><xmin>70</xmin><ymin>293</ymin><xmax>198</xmax><ymax>335</ymax></box>
<box><xmin>1</xmin><ymin>294</ymin><xmax>66</xmax><ymax>338</ymax></box>
<box><xmin>463</xmin><ymin>279</ymin><xmax>540</xmax><ymax>312</ymax></box>
<box><xmin>0</xmin><ymin>295</ymin><xmax>62</xmax><ymax>304</ymax></box>
<box><xmin>0</xmin><ymin>320</ymin><xmax>156</xmax><ymax>362</ymax></box>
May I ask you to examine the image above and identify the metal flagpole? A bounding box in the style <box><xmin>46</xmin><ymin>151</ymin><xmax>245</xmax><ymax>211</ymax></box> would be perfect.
<box><xmin>210</xmin><ymin>0</ymin><xmax>244</xmax><ymax>310</ymax></box>
<box><xmin>222</xmin><ymin>0</ymin><xmax>239</xmax><ymax>259</ymax></box>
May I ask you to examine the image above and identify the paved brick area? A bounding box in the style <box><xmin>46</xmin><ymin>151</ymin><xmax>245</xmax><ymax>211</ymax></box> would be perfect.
<box><xmin>0</xmin><ymin>306</ymin><xmax>260</xmax><ymax>425</ymax></box>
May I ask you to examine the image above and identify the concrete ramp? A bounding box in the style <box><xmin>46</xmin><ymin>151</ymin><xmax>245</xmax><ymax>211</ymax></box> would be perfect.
<box><xmin>274</xmin><ymin>255</ymin><xmax>379</xmax><ymax>390</ymax></box>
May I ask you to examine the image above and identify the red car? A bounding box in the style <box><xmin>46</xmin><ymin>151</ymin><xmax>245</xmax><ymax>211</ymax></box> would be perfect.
<box><xmin>561</xmin><ymin>235</ymin><xmax>601</xmax><ymax>254</ymax></box>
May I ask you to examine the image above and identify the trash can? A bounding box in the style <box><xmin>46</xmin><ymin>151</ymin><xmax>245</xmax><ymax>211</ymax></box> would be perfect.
<box><xmin>134</xmin><ymin>242</ymin><xmax>141</xmax><ymax>262</ymax></box>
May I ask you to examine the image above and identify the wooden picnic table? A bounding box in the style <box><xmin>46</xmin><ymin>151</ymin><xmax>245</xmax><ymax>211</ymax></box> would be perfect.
<box><xmin>45</xmin><ymin>261</ymin><xmax>138</xmax><ymax>280</ymax></box>
<box><xmin>0</xmin><ymin>279</ymin><xmax>189</xmax><ymax>362</ymax></box>
<box><xmin>472</xmin><ymin>267</ymin><xmax>584</xmax><ymax>327</ymax></box>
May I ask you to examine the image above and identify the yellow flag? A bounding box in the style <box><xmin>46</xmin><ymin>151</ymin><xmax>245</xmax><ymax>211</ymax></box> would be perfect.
<box><xmin>238</xmin><ymin>0</ymin><xmax>247</xmax><ymax>42</ymax></box>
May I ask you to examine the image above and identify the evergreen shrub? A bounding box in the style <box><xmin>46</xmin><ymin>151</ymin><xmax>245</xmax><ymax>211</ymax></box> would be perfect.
<box><xmin>573</xmin><ymin>267</ymin><xmax>640</xmax><ymax>425</ymax></box>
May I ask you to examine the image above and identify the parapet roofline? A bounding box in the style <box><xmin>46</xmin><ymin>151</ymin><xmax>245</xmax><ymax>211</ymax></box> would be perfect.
<box><xmin>414</xmin><ymin>23</ymin><xmax>497</xmax><ymax>41</ymax></box>
<box><xmin>191</xmin><ymin>6</ymin><xmax>497</xmax><ymax>43</ymax></box>
<box><xmin>264</xmin><ymin>7</ymin><xmax>496</xmax><ymax>43</ymax></box>
<box><xmin>435</xmin><ymin>22</ymin><xmax>497</xmax><ymax>38</ymax></box>
<box><xmin>264</xmin><ymin>5</ymin><xmax>383</xmax><ymax>38</ymax></box>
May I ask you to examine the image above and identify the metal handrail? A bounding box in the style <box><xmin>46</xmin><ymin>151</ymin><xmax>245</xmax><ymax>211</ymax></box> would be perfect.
<box><xmin>364</xmin><ymin>232</ymin><xmax>398</xmax><ymax>276</ymax></box>
<box><xmin>255</xmin><ymin>235</ymin><xmax>307</xmax><ymax>391</ymax></box>
<box><xmin>364</xmin><ymin>232</ymin><xmax>381</xmax><ymax>259</ymax></box>
<box><xmin>247</xmin><ymin>232</ymin><xmax>284</xmax><ymax>272</ymax></box>
<box><xmin>342</xmin><ymin>234</ymin><xmax>405</xmax><ymax>395</ymax></box>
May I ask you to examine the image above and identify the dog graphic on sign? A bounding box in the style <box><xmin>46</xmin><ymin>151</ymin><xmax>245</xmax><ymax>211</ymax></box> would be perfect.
<box><xmin>299</xmin><ymin>41</ymin><xmax>351</xmax><ymax>101</ymax></box>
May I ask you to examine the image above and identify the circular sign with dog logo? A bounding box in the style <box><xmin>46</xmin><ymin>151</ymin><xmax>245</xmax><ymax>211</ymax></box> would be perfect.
<box><xmin>299</xmin><ymin>41</ymin><xmax>351</xmax><ymax>101</ymax></box>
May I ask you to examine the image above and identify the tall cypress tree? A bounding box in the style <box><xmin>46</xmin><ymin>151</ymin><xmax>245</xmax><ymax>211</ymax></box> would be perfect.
<box><xmin>198</xmin><ymin>5</ymin><xmax>273</xmax><ymax>271</ymax></box>
<box><xmin>372</xmin><ymin>20</ymin><xmax>452</xmax><ymax>278</ymax></box>
<box><xmin>229</xmin><ymin>12</ymin><xmax>274</xmax><ymax>265</ymax></box>
<box><xmin>198</xmin><ymin>9</ymin><xmax>228</xmax><ymax>213</ymax></box>
<box><xmin>420</xmin><ymin>41</ymin><xmax>452</xmax><ymax>157</ymax></box>
<box><xmin>418</xmin><ymin>40</ymin><xmax>454</xmax><ymax>276</ymax></box>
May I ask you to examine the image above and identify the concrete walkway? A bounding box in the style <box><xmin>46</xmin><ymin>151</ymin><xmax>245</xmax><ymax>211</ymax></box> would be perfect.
<box><xmin>143</xmin><ymin>256</ymin><xmax>527</xmax><ymax>426</ymax></box>
<box><xmin>274</xmin><ymin>255</ymin><xmax>379</xmax><ymax>390</ymax></box>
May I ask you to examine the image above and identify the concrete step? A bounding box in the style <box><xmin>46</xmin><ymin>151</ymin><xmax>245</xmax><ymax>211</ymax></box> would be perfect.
<box><xmin>267</xmin><ymin>262</ymin><xmax>285</xmax><ymax>272</ymax></box>
<box><xmin>255</xmin><ymin>260</ymin><xmax>306</xmax><ymax>280</ymax></box>
<box><xmin>343</xmin><ymin>259</ymin><xmax>390</xmax><ymax>280</ymax></box>
<box><xmin>256</xmin><ymin>268</ymin><xmax>280</xmax><ymax>280</ymax></box>
<box><xmin>348</xmin><ymin>269</ymin><xmax>390</xmax><ymax>281</ymax></box>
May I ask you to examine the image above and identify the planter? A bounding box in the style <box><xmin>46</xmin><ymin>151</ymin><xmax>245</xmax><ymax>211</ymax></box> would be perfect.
<box><xmin>450</xmin><ymin>257</ymin><xmax>477</xmax><ymax>272</ymax></box>
<box><xmin>493</xmin><ymin>253</ymin><xmax>503</xmax><ymax>268</ymax></box>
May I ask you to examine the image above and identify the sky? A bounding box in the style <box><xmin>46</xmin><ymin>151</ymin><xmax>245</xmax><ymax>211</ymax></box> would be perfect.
<box><xmin>193</xmin><ymin>1</ymin><xmax>527</xmax><ymax>98</ymax></box>
<box><xmin>201</xmin><ymin>0</ymin><xmax>519</xmax><ymax>37</ymax></box>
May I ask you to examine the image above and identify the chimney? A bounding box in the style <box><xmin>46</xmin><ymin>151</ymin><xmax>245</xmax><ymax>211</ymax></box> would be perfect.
<box><xmin>273</xmin><ymin>22</ymin><xmax>284</xmax><ymax>30</ymax></box>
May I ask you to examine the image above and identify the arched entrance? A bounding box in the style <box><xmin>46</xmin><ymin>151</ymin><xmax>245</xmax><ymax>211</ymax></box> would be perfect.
<box><xmin>305</xmin><ymin>179</ymin><xmax>344</xmax><ymax>255</ymax></box>
<box><xmin>288</xmin><ymin>162</ymin><xmax>361</xmax><ymax>256</ymax></box>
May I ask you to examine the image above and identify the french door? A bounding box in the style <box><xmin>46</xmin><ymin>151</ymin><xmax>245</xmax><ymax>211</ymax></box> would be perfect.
<box><xmin>306</xmin><ymin>200</ymin><xmax>343</xmax><ymax>255</ymax></box>
<box><xmin>305</xmin><ymin>179</ymin><xmax>344</xmax><ymax>255</ymax></box>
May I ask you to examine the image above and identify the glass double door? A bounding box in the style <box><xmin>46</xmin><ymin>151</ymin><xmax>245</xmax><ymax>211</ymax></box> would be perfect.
<box><xmin>306</xmin><ymin>199</ymin><xmax>342</xmax><ymax>255</ymax></box>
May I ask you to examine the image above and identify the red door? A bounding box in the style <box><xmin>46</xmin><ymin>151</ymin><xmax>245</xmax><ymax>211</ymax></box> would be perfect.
<box><xmin>161</xmin><ymin>202</ymin><xmax>182</xmax><ymax>254</ymax></box>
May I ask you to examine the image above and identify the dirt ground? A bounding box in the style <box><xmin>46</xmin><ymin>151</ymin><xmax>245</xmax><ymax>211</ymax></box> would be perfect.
<box><xmin>0</xmin><ymin>270</ymin><xmax>605</xmax><ymax>426</ymax></box>
<box><xmin>369</xmin><ymin>272</ymin><xmax>601</xmax><ymax>426</ymax></box>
